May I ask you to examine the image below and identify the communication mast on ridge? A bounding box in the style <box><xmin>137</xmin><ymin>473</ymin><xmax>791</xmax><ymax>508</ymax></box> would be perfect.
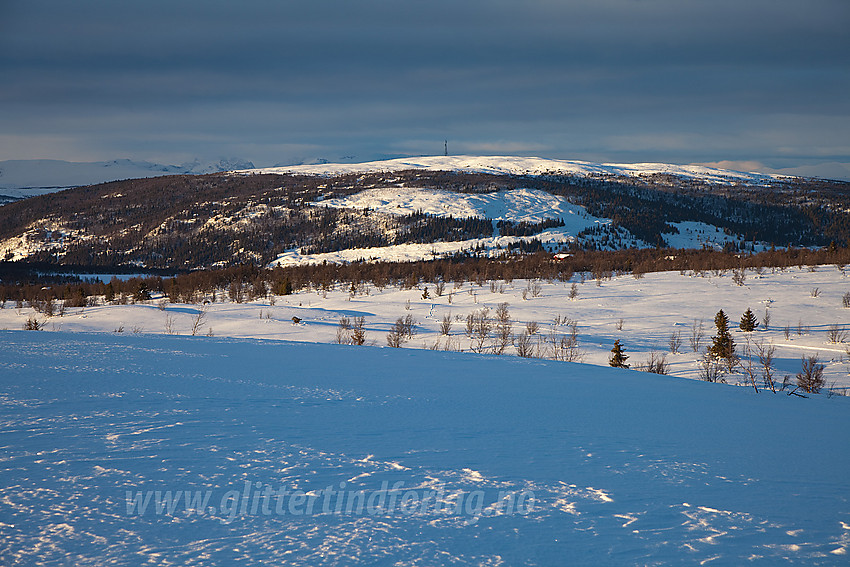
<box><xmin>444</xmin><ymin>140</ymin><xmax>448</xmax><ymax>156</ymax></box>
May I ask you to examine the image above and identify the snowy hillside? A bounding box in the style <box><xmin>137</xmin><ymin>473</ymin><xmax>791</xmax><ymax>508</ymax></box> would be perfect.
<box><xmin>241</xmin><ymin>155</ymin><xmax>789</xmax><ymax>185</ymax></box>
<box><xmin>0</xmin><ymin>158</ymin><xmax>254</xmax><ymax>199</ymax></box>
<box><xmin>270</xmin><ymin>186</ymin><xmax>625</xmax><ymax>266</ymax></box>
<box><xmin>1</xmin><ymin>330</ymin><xmax>847</xmax><ymax>565</ymax></box>
<box><xmin>319</xmin><ymin>186</ymin><xmax>592</xmax><ymax>224</ymax></box>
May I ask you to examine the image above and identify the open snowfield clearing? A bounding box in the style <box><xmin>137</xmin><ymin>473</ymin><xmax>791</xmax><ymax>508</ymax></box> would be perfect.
<box><xmin>6</xmin><ymin>266</ymin><xmax>850</xmax><ymax>389</ymax></box>
<box><xmin>317</xmin><ymin>186</ymin><xmax>597</xmax><ymax>226</ymax></box>
<box><xmin>0</xmin><ymin>331</ymin><xmax>848</xmax><ymax>565</ymax></box>
<box><xmin>269</xmin><ymin>228</ymin><xmax>584</xmax><ymax>266</ymax></box>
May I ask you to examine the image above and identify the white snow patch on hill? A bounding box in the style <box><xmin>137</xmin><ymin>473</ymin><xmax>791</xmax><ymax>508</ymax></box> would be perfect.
<box><xmin>665</xmin><ymin>221</ymin><xmax>769</xmax><ymax>252</ymax></box>
<box><xmin>269</xmin><ymin>228</ymin><xmax>584</xmax><ymax>267</ymax></box>
<box><xmin>319</xmin><ymin>186</ymin><xmax>594</xmax><ymax>225</ymax></box>
<box><xmin>240</xmin><ymin>155</ymin><xmax>789</xmax><ymax>185</ymax></box>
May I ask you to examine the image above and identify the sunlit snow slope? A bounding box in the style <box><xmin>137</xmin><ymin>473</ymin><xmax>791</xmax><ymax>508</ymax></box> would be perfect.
<box><xmin>271</xmin><ymin>186</ymin><xmax>612</xmax><ymax>266</ymax></box>
<box><xmin>240</xmin><ymin>155</ymin><xmax>787</xmax><ymax>185</ymax></box>
<box><xmin>1</xmin><ymin>331</ymin><xmax>848</xmax><ymax>565</ymax></box>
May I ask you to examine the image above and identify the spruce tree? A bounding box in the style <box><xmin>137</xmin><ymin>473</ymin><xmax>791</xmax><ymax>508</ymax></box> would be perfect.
<box><xmin>609</xmin><ymin>339</ymin><xmax>629</xmax><ymax>368</ymax></box>
<box><xmin>739</xmin><ymin>308</ymin><xmax>759</xmax><ymax>332</ymax></box>
<box><xmin>709</xmin><ymin>309</ymin><xmax>736</xmax><ymax>363</ymax></box>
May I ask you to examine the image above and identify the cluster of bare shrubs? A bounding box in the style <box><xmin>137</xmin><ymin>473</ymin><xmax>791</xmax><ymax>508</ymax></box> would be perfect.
<box><xmin>336</xmin><ymin>316</ymin><xmax>369</xmax><ymax>346</ymax></box>
<box><xmin>386</xmin><ymin>315</ymin><xmax>416</xmax><ymax>348</ymax></box>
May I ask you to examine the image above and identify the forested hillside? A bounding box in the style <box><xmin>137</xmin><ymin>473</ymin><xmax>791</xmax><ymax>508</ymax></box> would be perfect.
<box><xmin>1</xmin><ymin>167</ymin><xmax>849</xmax><ymax>271</ymax></box>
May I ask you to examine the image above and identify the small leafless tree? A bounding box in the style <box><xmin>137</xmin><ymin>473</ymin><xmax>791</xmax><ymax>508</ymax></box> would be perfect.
<box><xmin>400</xmin><ymin>314</ymin><xmax>417</xmax><ymax>339</ymax></box>
<box><xmin>24</xmin><ymin>316</ymin><xmax>42</xmax><ymax>331</ymax></box>
<box><xmin>550</xmin><ymin>321</ymin><xmax>583</xmax><ymax>362</ymax></box>
<box><xmin>515</xmin><ymin>331</ymin><xmax>534</xmax><ymax>358</ymax></box>
<box><xmin>335</xmin><ymin>317</ymin><xmax>352</xmax><ymax>344</ymax></box>
<box><xmin>494</xmin><ymin>302</ymin><xmax>512</xmax><ymax>355</ymax></box>
<box><xmin>469</xmin><ymin>307</ymin><xmax>492</xmax><ymax>353</ymax></box>
<box><xmin>525</xmin><ymin>320</ymin><xmax>539</xmax><ymax>335</ymax></box>
<box><xmin>191</xmin><ymin>305</ymin><xmax>208</xmax><ymax>336</ymax></box>
<box><xmin>689</xmin><ymin>319</ymin><xmax>704</xmax><ymax>352</ymax></box>
<box><xmin>755</xmin><ymin>340</ymin><xmax>776</xmax><ymax>393</ymax></box>
<box><xmin>783</xmin><ymin>325</ymin><xmax>791</xmax><ymax>340</ymax></box>
<box><xmin>827</xmin><ymin>324</ymin><xmax>848</xmax><ymax>344</ymax></box>
<box><xmin>762</xmin><ymin>309</ymin><xmax>771</xmax><ymax>330</ymax></box>
<box><xmin>796</xmin><ymin>355</ymin><xmax>825</xmax><ymax>393</ymax></box>
<box><xmin>810</xmin><ymin>287</ymin><xmax>820</xmax><ymax>298</ymax></box>
<box><xmin>164</xmin><ymin>314</ymin><xmax>176</xmax><ymax>335</ymax></box>
<box><xmin>435</xmin><ymin>280</ymin><xmax>445</xmax><ymax>297</ymax></box>
<box><xmin>350</xmin><ymin>316</ymin><xmax>367</xmax><ymax>346</ymax></box>
<box><xmin>698</xmin><ymin>353</ymin><xmax>725</xmax><ymax>383</ymax></box>
<box><xmin>732</xmin><ymin>268</ymin><xmax>746</xmax><ymax>286</ymax></box>
<box><xmin>615</xmin><ymin>318</ymin><xmax>625</xmax><ymax>331</ymax></box>
<box><xmin>739</xmin><ymin>335</ymin><xmax>759</xmax><ymax>392</ymax></box>
<box><xmin>440</xmin><ymin>312</ymin><xmax>452</xmax><ymax>336</ymax></box>
<box><xmin>640</xmin><ymin>352</ymin><xmax>669</xmax><ymax>374</ymax></box>
<box><xmin>843</xmin><ymin>291</ymin><xmax>850</xmax><ymax>308</ymax></box>
<box><xmin>465</xmin><ymin>312</ymin><xmax>476</xmax><ymax>338</ymax></box>
<box><xmin>668</xmin><ymin>330</ymin><xmax>682</xmax><ymax>354</ymax></box>
<box><xmin>387</xmin><ymin>317</ymin><xmax>408</xmax><ymax>348</ymax></box>
<box><xmin>568</xmin><ymin>283</ymin><xmax>579</xmax><ymax>300</ymax></box>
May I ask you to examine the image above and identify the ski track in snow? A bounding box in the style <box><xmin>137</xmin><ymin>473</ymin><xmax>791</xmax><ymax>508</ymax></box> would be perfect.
<box><xmin>1</xmin><ymin>331</ymin><xmax>848</xmax><ymax>565</ymax></box>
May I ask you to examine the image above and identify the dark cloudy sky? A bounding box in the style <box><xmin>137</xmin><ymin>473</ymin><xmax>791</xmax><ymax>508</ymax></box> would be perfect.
<box><xmin>2</xmin><ymin>0</ymin><xmax>849</xmax><ymax>177</ymax></box>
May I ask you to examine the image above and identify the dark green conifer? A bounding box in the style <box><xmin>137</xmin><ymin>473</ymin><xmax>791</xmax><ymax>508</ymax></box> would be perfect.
<box><xmin>609</xmin><ymin>339</ymin><xmax>629</xmax><ymax>368</ymax></box>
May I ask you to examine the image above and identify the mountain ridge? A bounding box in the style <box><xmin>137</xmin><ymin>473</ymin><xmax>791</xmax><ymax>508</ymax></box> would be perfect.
<box><xmin>239</xmin><ymin>155</ymin><xmax>791</xmax><ymax>185</ymax></box>
<box><xmin>0</xmin><ymin>157</ymin><xmax>255</xmax><ymax>198</ymax></box>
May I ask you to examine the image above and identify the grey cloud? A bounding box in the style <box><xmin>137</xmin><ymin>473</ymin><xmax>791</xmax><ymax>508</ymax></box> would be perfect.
<box><xmin>1</xmin><ymin>0</ymin><xmax>848</xmax><ymax>176</ymax></box>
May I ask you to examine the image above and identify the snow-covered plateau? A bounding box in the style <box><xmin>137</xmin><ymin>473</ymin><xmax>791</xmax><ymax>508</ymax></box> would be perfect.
<box><xmin>239</xmin><ymin>155</ymin><xmax>788</xmax><ymax>185</ymax></box>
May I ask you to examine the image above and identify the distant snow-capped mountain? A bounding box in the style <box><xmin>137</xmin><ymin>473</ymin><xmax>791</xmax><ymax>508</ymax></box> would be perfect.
<box><xmin>0</xmin><ymin>158</ymin><xmax>255</xmax><ymax>199</ymax></box>
<box><xmin>238</xmin><ymin>155</ymin><xmax>792</xmax><ymax>185</ymax></box>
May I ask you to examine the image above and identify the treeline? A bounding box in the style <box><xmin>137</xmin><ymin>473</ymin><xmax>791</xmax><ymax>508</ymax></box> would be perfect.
<box><xmin>5</xmin><ymin>245</ymin><xmax>850</xmax><ymax>308</ymax></box>
<box><xmin>496</xmin><ymin>218</ymin><xmax>564</xmax><ymax>237</ymax></box>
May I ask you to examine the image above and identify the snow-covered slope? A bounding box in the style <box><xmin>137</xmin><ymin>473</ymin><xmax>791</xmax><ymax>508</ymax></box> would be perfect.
<box><xmin>0</xmin><ymin>158</ymin><xmax>254</xmax><ymax>198</ymax></box>
<box><xmin>269</xmin><ymin>186</ymin><xmax>617</xmax><ymax>265</ymax></box>
<box><xmin>1</xmin><ymin>330</ymin><xmax>847</xmax><ymax>565</ymax></box>
<box><xmin>319</xmin><ymin>186</ymin><xmax>590</xmax><ymax>224</ymax></box>
<box><xmin>240</xmin><ymin>155</ymin><xmax>788</xmax><ymax>185</ymax></box>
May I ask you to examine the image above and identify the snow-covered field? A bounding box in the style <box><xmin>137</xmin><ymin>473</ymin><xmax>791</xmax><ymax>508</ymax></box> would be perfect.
<box><xmin>5</xmin><ymin>266</ymin><xmax>850</xmax><ymax>390</ymax></box>
<box><xmin>1</xmin><ymin>326</ymin><xmax>848</xmax><ymax>565</ymax></box>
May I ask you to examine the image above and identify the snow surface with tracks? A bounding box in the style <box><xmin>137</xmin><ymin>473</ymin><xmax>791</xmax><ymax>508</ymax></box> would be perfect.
<box><xmin>1</xmin><ymin>329</ymin><xmax>848</xmax><ymax>565</ymax></box>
